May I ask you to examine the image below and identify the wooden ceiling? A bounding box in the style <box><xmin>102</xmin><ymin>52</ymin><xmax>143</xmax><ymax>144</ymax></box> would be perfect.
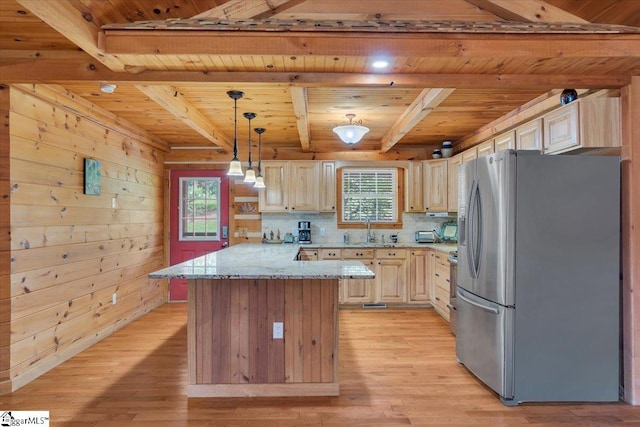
<box><xmin>2</xmin><ymin>0</ymin><xmax>640</xmax><ymax>160</ymax></box>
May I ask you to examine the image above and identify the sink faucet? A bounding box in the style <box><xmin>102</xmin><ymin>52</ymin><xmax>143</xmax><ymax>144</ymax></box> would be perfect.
<box><xmin>366</xmin><ymin>217</ymin><xmax>375</xmax><ymax>243</ymax></box>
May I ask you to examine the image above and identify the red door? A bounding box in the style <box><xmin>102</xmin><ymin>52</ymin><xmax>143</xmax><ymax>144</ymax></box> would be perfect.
<box><xmin>169</xmin><ymin>170</ymin><xmax>229</xmax><ymax>301</ymax></box>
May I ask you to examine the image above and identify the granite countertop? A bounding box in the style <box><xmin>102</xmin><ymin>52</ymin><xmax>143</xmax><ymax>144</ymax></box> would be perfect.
<box><xmin>304</xmin><ymin>242</ymin><xmax>458</xmax><ymax>253</ymax></box>
<box><xmin>148</xmin><ymin>243</ymin><xmax>375</xmax><ymax>280</ymax></box>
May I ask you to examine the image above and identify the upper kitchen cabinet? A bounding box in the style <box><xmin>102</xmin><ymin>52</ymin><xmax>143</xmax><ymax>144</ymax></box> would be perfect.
<box><xmin>493</xmin><ymin>130</ymin><xmax>516</xmax><ymax>153</ymax></box>
<box><xmin>543</xmin><ymin>96</ymin><xmax>621</xmax><ymax>155</ymax></box>
<box><xmin>476</xmin><ymin>139</ymin><xmax>495</xmax><ymax>158</ymax></box>
<box><xmin>258</xmin><ymin>161</ymin><xmax>321</xmax><ymax>212</ymax></box>
<box><xmin>320</xmin><ymin>161</ymin><xmax>337</xmax><ymax>212</ymax></box>
<box><xmin>259</xmin><ymin>161</ymin><xmax>289</xmax><ymax>211</ymax></box>
<box><xmin>515</xmin><ymin>118</ymin><xmax>543</xmax><ymax>152</ymax></box>
<box><xmin>461</xmin><ymin>147</ymin><xmax>478</xmax><ymax>164</ymax></box>
<box><xmin>447</xmin><ymin>155</ymin><xmax>462</xmax><ymax>212</ymax></box>
<box><xmin>405</xmin><ymin>161</ymin><xmax>425</xmax><ymax>212</ymax></box>
<box><xmin>424</xmin><ymin>159</ymin><xmax>448</xmax><ymax>212</ymax></box>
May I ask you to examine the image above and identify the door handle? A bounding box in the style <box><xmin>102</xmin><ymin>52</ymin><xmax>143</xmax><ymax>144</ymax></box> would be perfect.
<box><xmin>458</xmin><ymin>290</ymin><xmax>499</xmax><ymax>314</ymax></box>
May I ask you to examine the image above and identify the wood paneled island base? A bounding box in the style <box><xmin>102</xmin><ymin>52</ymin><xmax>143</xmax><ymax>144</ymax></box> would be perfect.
<box><xmin>188</xmin><ymin>278</ymin><xmax>339</xmax><ymax>398</ymax></box>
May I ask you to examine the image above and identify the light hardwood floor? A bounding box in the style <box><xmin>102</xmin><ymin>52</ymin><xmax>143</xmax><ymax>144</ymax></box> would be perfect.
<box><xmin>1</xmin><ymin>304</ymin><xmax>638</xmax><ymax>426</ymax></box>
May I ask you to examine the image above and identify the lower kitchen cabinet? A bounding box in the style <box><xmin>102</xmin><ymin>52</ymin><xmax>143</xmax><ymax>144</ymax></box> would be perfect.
<box><xmin>409</xmin><ymin>249</ymin><xmax>432</xmax><ymax>303</ymax></box>
<box><xmin>342</xmin><ymin>249</ymin><xmax>375</xmax><ymax>304</ymax></box>
<box><xmin>375</xmin><ymin>249</ymin><xmax>408</xmax><ymax>303</ymax></box>
<box><xmin>432</xmin><ymin>251</ymin><xmax>451</xmax><ymax>321</ymax></box>
<box><xmin>298</xmin><ymin>248</ymin><xmax>318</xmax><ymax>261</ymax></box>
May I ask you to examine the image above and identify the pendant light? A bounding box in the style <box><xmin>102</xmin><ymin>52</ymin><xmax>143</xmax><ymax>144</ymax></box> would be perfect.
<box><xmin>253</xmin><ymin>127</ymin><xmax>266</xmax><ymax>189</ymax></box>
<box><xmin>226</xmin><ymin>90</ymin><xmax>244</xmax><ymax>176</ymax></box>
<box><xmin>333</xmin><ymin>113</ymin><xmax>369</xmax><ymax>144</ymax></box>
<box><xmin>243</xmin><ymin>112</ymin><xmax>257</xmax><ymax>183</ymax></box>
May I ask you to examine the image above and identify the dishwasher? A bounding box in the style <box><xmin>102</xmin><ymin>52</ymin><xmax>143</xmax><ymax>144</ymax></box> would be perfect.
<box><xmin>448</xmin><ymin>251</ymin><xmax>457</xmax><ymax>335</ymax></box>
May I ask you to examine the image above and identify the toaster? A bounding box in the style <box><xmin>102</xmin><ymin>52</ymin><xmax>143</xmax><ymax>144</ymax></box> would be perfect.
<box><xmin>415</xmin><ymin>231</ymin><xmax>436</xmax><ymax>243</ymax></box>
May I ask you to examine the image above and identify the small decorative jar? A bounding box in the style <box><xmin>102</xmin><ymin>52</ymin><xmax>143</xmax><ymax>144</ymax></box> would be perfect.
<box><xmin>432</xmin><ymin>149</ymin><xmax>442</xmax><ymax>159</ymax></box>
<box><xmin>560</xmin><ymin>89</ymin><xmax>578</xmax><ymax>105</ymax></box>
<box><xmin>441</xmin><ymin>141</ymin><xmax>453</xmax><ymax>158</ymax></box>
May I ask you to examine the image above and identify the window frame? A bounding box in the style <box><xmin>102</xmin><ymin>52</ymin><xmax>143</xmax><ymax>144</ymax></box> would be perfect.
<box><xmin>178</xmin><ymin>176</ymin><xmax>222</xmax><ymax>242</ymax></box>
<box><xmin>337</xmin><ymin>167</ymin><xmax>404</xmax><ymax>230</ymax></box>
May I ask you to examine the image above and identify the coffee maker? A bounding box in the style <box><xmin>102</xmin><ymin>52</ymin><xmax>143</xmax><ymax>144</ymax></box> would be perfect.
<box><xmin>298</xmin><ymin>221</ymin><xmax>311</xmax><ymax>244</ymax></box>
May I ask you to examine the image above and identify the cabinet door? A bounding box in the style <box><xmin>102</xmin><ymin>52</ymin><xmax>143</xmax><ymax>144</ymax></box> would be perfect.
<box><xmin>494</xmin><ymin>130</ymin><xmax>515</xmax><ymax>153</ymax></box>
<box><xmin>461</xmin><ymin>148</ymin><xmax>477</xmax><ymax>164</ymax></box>
<box><xmin>447</xmin><ymin>154</ymin><xmax>462</xmax><ymax>212</ymax></box>
<box><xmin>409</xmin><ymin>250</ymin><xmax>431</xmax><ymax>302</ymax></box>
<box><xmin>405</xmin><ymin>161</ymin><xmax>424</xmax><ymax>212</ymax></box>
<box><xmin>432</xmin><ymin>252</ymin><xmax>451</xmax><ymax>321</ymax></box>
<box><xmin>298</xmin><ymin>249</ymin><xmax>318</xmax><ymax>261</ymax></box>
<box><xmin>516</xmin><ymin>119</ymin><xmax>542</xmax><ymax>152</ymax></box>
<box><xmin>342</xmin><ymin>249</ymin><xmax>375</xmax><ymax>303</ymax></box>
<box><xmin>424</xmin><ymin>159</ymin><xmax>448</xmax><ymax>212</ymax></box>
<box><xmin>258</xmin><ymin>161</ymin><xmax>289</xmax><ymax>211</ymax></box>
<box><xmin>320</xmin><ymin>161</ymin><xmax>336</xmax><ymax>212</ymax></box>
<box><xmin>376</xmin><ymin>249</ymin><xmax>408</xmax><ymax>303</ymax></box>
<box><xmin>290</xmin><ymin>161</ymin><xmax>320</xmax><ymax>211</ymax></box>
<box><xmin>476</xmin><ymin>140</ymin><xmax>495</xmax><ymax>158</ymax></box>
<box><xmin>544</xmin><ymin>102</ymin><xmax>579</xmax><ymax>154</ymax></box>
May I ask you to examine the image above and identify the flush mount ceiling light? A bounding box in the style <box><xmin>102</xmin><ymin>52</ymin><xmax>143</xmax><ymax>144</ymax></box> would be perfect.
<box><xmin>226</xmin><ymin>90</ymin><xmax>245</xmax><ymax>176</ymax></box>
<box><xmin>333</xmin><ymin>114</ymin><xmax>370</xmax><ymax>144</ymax></box>
<box><xmin>372</xmin><ymin>60</ymin><xmax>389</xmax><ymax>69</ymax></box>
<box><xmin>243</xmin><ymin>112</ymin><xmax>257</xmax><ymax>184</ymax></box>
<box><xmin>253</xmin><ymin>127</ymin><xmax>266</xmax><ymax>189</ymax></box>
<box><xmin>99</xmin><ymin>82</ymin><xmax>117</xmax><ymax>93</ymax></box>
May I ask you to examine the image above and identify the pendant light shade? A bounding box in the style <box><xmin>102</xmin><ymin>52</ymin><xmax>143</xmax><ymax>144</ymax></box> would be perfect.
<box><xmin>333</xmin><ymin>113</ymin><xmax>369</xmax><ymax>144</ymax></box>
<box><xmin>227</xmin><ymin>90</ymin><xmax>245</xmax><ymax>176</ymax></box>
<box><xmin>253</xmin><ymin>127</ymin><xmax>266</xmax><ymax>189</ymax></box>
<box><xmin>243</xmin><ymin>112</ymin><xmax>257</xmax><ymax>183</ymax></box>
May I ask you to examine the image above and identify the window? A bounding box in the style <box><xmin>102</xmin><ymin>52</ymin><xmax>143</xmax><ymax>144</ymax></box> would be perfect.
<box><xmin>179</xmin><ymin>177</ymin><xmax>221</xmax><ymax>241</ymax></box>
<box><xmin>339</xmin><ymin>168</ymin><xmax>401</xmax><ymax>227</ymax></box>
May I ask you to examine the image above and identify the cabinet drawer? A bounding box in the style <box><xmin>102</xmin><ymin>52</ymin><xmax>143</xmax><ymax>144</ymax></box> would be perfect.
<box><xmin>343</xmin><ymin>249</ymin><xmax>375</xmax><ymax>259</ymax></box>
<box><xmin>318</xmin><ymin>249</ymin><xmax>342</xmax><ymax>259</ymax></box>
<box><xmin>433</xmin><ymin>286</ymin><xmax>450</xmax><ymax>321</ymax></box>
<box><xmin>375</xmin><ymin>248</ymin><xmax>408</xmax><ymax>259</ymax></box>
<box><xmin>434</xmin><ymin>261</ymin><xmax>450</xmax><ymax>291</ymax></box>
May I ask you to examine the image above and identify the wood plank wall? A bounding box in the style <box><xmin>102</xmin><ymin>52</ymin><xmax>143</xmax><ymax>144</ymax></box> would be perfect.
<box><xmin>0</xmin><ymin>84</ymin><xmax>11</xmax><ymax>395</ymax></box>
<box><xmin>1</xmin><ymin>84</ymin><xmax>168</xmax><ymax>393</ymax></box>
<box><xmin>190</xmin><ymin>278</ymin><xmax>337</xmax><ymax>386</ymax></box>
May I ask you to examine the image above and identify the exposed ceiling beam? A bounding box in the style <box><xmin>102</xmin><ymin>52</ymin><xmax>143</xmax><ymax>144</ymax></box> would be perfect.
<box><xmin>15</xmin><ymin>0</ymin><xmax>132</xmax><ymax>73</ymax></box>
<box><xmin>191</xmin><ymin>0</ymin><xmax>299</xmax><ymax>20</ymax></box>
<box><xmin>380</xmin><ymin>88</ymin><xmax>455</xmax><ymax>153</ymax></box>
<box><xmin>290</xmin><ymin>87</ymin><xmax>311</xmax><ymax>152</ymax></box>
<box><xmin>101</xmin><ymin>30</ymin><xmax>640</xmax><ymax>59</ymax></box>
<box><xmin>135</xmin><ymin>85</ymin><xmax>233</xmax><ymax>151</ymax></box>
<box><xmin>0</xmin><ymin>57</ymin><xmax>630</xmax><ymax>89</ymax></box>
<box><xmin>466</xmin><ymin>0</ymin><xmax>590</xmax><ymax>23</ymax></box>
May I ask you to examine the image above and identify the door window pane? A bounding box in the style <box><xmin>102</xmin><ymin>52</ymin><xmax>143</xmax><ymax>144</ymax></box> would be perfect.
<box><xmin>179</xmin><ymin>177</ymin><xmax>221</xmax><ymax>241</ymax></box>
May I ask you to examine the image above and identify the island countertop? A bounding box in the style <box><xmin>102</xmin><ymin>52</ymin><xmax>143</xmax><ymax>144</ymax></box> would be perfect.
<box><xmin>148</xmin><ymin>243</ymin><xmax>375</xmax><ymax>280</ymax></box>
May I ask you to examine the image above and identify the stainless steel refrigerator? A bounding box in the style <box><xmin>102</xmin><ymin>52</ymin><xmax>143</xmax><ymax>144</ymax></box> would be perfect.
<box><xmin>456</xmin><ymin>150</ymin><xmax>620</xmax><ymax>406</ymax></box>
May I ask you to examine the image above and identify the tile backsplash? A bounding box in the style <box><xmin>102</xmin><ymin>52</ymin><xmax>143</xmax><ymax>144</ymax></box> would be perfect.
<box><xmin>261</xmin><ymin>212</ymin><xmax>454</xmax><ymax>245</ymax></box>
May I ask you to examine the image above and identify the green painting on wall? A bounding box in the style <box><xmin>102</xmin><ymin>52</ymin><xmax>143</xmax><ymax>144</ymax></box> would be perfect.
<box><xmin>84</xmin><ymin>158</ymin><xmax>101</xmax><ymax>196</ymax></box>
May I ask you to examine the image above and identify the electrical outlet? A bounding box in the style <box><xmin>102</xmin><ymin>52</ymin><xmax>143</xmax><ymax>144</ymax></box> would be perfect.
<box><xmin>112</xmin><ymin>293</ymin><xmax>117</xmax><ymax>305</ymax></box>
<box><xmin>320</xmin><ymin>227</ymin><xmax>326</xmax><ymax>236</ymax></box>
<box><xmin>273</xmin><ymin>322</ymin><xmax>283</xmax><ymax>339</ymax></box>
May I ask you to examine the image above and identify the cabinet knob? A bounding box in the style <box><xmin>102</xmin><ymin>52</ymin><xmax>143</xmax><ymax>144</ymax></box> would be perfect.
<box><xmin>435</xmin><ymin>296</ymin><xmax>440</xmax><ymax>301</ymax></box>
<box><xmin>435</xmin><ymin>273</ymin><xmax>440</xmax><ymax>277</ymax></box>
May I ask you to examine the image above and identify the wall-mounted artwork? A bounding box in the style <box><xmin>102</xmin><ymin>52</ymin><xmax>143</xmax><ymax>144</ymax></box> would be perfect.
<box><xmin>84</xmin><ymin>158</ymin><xmax>101</xmax><ymax>195</ymax></box>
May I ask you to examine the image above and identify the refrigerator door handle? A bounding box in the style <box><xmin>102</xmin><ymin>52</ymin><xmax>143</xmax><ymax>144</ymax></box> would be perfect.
<box><xmin>458</xmin><ymin>289</ymin><xmax>499</xmax><ymax>314</ymax></box>
<box><xmin>474</xmin><ymin>183</ymin><xmax>483</xmax><ymax>278</ymax></box>
<box><xmin>467</xmin><ymin>179</ymin><xmax>478</xmax><ymax>278</ymax></box>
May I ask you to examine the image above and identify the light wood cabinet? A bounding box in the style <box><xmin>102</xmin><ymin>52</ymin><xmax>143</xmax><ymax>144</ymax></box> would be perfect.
<box><xmin>298</xmin><ymin>248</ymin><xmax>318</xmax><ymax>261</ymax></box>
<box><xmin>342</xmin><ymin>249</ymin><xmax>375</xmax><ymax>304</ymax></box>
<box><xmin>289</xmin><ymin>161</ymin><xmax>321</xmax><ymax>211</ymax></box>
<box><xmin>320</xmin><ymin>161</ymin><xmax>336</xmax><ymax>212</ymax></box>
<box><xmin>375</xmin><ymin>249</ymin><xmax>408</xmax><ymax>303</ymax></box>
<box><xmin>432</xmin><ymin>251</ymin><xmax>451</xmax><ymax>321</ymax></box>
<box><xmin>318</xmin><ymin>248</ymin><xmax>341</xmax><ymax>260</ymax></box>
<box><xmin>259</xmin><ymin>161</ymin><xmax>322</xmax><ymax>212</ymax></box>
<box><xmin>516</xmin><ymin>118</ymin><xmax>543</xmax><ymax>152</ymax></box>
<box><xmin>409</xmin><ymin>249</ymin><xmax>432</xmax><ymax>303</ymax></box>
<box><xmin>447</xmin><ymin>154</ymin><xmax>462</xmax><ymax>212</ymax></box>
<box><xmin>405</xmin><ymin>161</ymin><xmax>425</xmax><ymax>212</ymax></box>
<box><xmin>543</xmin><ymin>97</ymin><xmax>621</xmax><ymax>155</ymax></box>
<box><xmin>424</xmin><ymin>159</ymin><xmax>448</xmax><ymax>212</ymax></box>
<box><xmin>259</xmin><ymin>161</ymin><xmax>289</xmax><ymax>211</ymax></box>
<box><xmin>476</xmin><ymin>139</ymin><xmax>495</xmax><ymax>158</ymax></box>
<box><xmin>461</xmin><ymin>147</ymin><xmax>478</xmax><ymax>164</ymax></box>
<box><xmin>494</xmin><ymin>130</ymin><xmax>516</xmax><ymax>153</ymax></box>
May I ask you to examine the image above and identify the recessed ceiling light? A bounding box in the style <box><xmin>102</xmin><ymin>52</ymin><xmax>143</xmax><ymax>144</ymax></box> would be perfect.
<box><xmin>372</xmin><ymin>60</ymin><xmax>389</xmax><ymax>69</ymax></box>
<box><xmin>99</xmin><ymin>82</ymin><xmax>117</xmax><ymax>93</ymax></box>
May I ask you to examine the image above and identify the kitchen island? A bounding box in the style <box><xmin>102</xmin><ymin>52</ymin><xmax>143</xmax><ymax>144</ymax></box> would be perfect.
<box><xmin>149</xmin><ymin>244</ymin><xmax>374</xmax><ymax>398</ymax></box>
